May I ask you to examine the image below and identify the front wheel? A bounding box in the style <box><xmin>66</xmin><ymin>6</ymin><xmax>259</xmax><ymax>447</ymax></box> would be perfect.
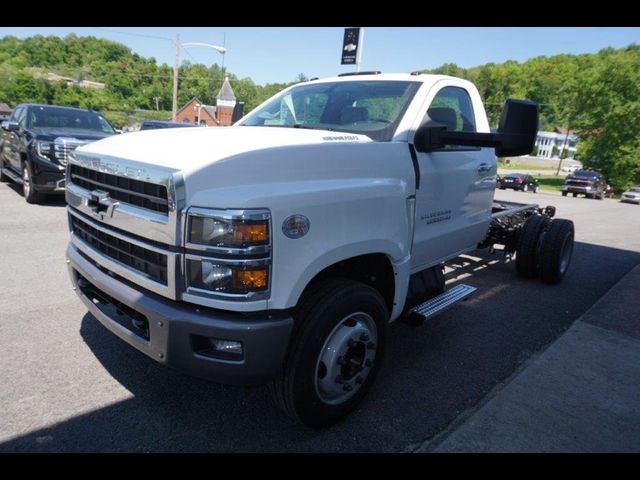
<box><xmin>522</xmin><ymin>184</ymin><xmax>529</xmax><ymax>192</ymax></box>
<box><xmin>22</xmin><ymin>163</ymin><xmax>42</xmax><ymax>204</ymax></box>
<box><xmin>270</xmin><ymin>278</ymin><xmax>388</xmax><ymax>428</ymax></box>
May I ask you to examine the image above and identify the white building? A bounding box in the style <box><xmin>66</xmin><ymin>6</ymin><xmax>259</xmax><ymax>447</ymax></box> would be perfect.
<box><xmin>534</xmin><ymin>128</ymin><xmax>578</xmax><ymax>160</ymax></box>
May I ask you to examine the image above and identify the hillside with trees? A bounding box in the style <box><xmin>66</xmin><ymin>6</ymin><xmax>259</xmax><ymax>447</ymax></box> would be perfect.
<box><xmin>1</xmin><ymin>35</ymin><xmax>639</xmax><ymax>190</ymax></box>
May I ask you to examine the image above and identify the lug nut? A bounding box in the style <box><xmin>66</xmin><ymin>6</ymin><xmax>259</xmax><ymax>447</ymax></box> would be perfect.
<box><xmin>355</xmin><ymin>376</ymin><xmax>363</xmax><ymax>385</ymax></box>
<box><xmin>343</xmin><ymin>384</ymin><xmax>353</xmax><ymax>392</ymax></box>
<box><xmin>367</xmin><ymin>342</ymin><xmax>376</xmax><ymax>350</ymax></box>
<box><xmin>360</xmin><ymin>333</ymin><xmax>369</xmax><ymax>342</ymax></box>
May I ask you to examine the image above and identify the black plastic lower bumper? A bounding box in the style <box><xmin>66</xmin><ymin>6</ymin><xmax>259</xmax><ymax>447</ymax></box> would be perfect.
<box><xmin>66</xmin><ymin>243</ymin><xmax>294</xmax><ymax>385</ymax></box>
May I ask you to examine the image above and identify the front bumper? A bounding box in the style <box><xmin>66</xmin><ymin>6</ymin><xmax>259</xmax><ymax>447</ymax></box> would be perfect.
<box><xmin>66</xmin><ymin>243</ymin><xmax>294</xmax><ymax>385</ymax></box>
<box><xmin>30</xmin><ymin>156</ymin><xmax>66</xmax><ymax>193</ymax></box>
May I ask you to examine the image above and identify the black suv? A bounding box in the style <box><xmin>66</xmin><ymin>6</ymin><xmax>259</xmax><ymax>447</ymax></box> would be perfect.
<box><xmin>0</xmin><ymin>104</ymin><xmax>115</xmax><ymax>203</ymax></box>
<box><xmin>498</xmin><ymin>173</ymin><xmax>539</xmax><ymax>193</ymax></box>
<box><xmin>562</xmin><ymin>170</ymin><xmax>606</xmax><ymax>199</ymax></box>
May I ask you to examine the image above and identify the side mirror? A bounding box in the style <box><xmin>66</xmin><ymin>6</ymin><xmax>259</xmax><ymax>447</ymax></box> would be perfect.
<box><xmin>495</xmin><ymin>100</ymin><xmax>538</xmax><ymax>157</ymax></box>
<box><xmin>6</xmin><ymin>121</ymin><xmax>19</xmax><ymax>132</ymax></box>
<box><xmin>414</xmin><ymin>99</ymin><xmax>539</xmax><ymax>157</ymax></box>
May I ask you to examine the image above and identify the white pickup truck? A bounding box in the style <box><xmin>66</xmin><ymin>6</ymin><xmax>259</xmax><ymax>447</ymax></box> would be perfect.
<box><xmin>65</xmin><ymin>72</ymin><xmax>574</xmax><ymax>427</ymax></box>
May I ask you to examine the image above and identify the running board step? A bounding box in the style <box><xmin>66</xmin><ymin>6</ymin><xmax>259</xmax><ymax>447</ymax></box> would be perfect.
<box><xmin>403</xmin><ymin>284</ymin><xmax>476</xmax><ymax>326</ymax></box>
<box><xmin>1</xmin><ymin>167</ymin><xmax>22</xmax><ymax>184</ymax></box>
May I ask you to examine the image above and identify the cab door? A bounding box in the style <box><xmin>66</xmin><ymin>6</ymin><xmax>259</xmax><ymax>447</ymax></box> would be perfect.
<box><xmin>410</xmin><ymin>84</ymin><xmax>496</xmax><ymax>272</ymax></box>
<box><xmin>4</xmin><ymin>106</ymin><xmax>25</xmax><ymax>172</ymax></box>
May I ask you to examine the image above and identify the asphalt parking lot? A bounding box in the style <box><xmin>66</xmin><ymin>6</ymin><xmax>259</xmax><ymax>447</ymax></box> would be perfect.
<box><xmin>1</xmin><ymin>181</ymin><xmax>639</xmax><ymax>452</ymax></box>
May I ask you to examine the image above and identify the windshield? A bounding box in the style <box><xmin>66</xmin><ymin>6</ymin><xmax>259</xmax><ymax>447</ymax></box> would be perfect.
<box><xmin>630</xmin><ymin>188</ymin><xmax>640</xmax><ymax>193</ymax></box>
<box><xmin>27</xmin><ymin>106</ymin><xmax>115</xmax><ymax>134</ymax></box>
<box><xmin>238</xmin><ymin>80</ymin><xmax>421</xmax><ymax>141</ymax></box>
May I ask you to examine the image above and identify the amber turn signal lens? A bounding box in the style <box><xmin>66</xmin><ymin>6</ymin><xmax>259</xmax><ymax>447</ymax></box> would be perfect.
<box><xmin>232</xmin><ymin>223</ymin><xmax>268</xmax><ymax>245</ymax></box>
<box><xmin>232</xmin><ymin>269</ymin><xmax>268</xmax><ymax>290</ymax></box>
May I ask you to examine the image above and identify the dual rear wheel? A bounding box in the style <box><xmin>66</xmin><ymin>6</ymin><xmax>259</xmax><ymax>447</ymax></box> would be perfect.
<box><xmin>516</xmin><ymin>215</ymin><xmax>574</xmax><ymax>284</ymax></box>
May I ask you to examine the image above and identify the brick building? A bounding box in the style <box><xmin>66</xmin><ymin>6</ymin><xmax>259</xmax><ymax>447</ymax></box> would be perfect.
<box><xmin>175</xmin><ymin>76</ymin><xmax>237</xmax><ymax>127</ymax></box>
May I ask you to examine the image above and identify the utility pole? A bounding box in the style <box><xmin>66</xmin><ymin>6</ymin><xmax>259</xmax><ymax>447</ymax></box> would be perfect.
<box><xmin>172</xmin><ymin>34</ymin><xmax>180</xmax><ymax>121</ymax></box>
<box><xmin>555</xmin><ymin>120</ymin><xmax>572</xmax><ymax>176</ymax></box>
<box><xmin>154</xmin><ymin>96</ymin><xmax>159</xmax><ymax>111</ymax></box>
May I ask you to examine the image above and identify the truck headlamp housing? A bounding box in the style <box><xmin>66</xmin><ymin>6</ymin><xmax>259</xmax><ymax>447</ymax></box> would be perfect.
<box><xmin>185</xmin><ymin>208</ymin><xmax>271</xmax><ymax>300</ymax></box>
<box><xmin>35</xmin><ymin>140</ymin><xmax>54</xmax><ymax>159</ymax></box>
<box><xmin>187</xmin><ymin>260</ymin><xmax>268</xmax><ymax>294</ymax></box>
<box><xmin>188</xmin><ymin>209</ymin><xmax>270</xmax><ymax>248</ymax></box>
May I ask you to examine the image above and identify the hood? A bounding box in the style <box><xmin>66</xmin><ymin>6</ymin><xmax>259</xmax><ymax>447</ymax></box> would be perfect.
<box><xmin>77</xmin><ymin>126</ymin><xmax>372</xmax><ymax>175</ymax></box>
<box><xmin>30</xmin><ymin>127</ymin><xmax>113</xmax><ymax>141</ymax></box>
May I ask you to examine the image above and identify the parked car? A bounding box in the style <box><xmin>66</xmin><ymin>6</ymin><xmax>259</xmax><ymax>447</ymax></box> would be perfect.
<box><xmin>139</xmin><ymin>120</ymin><xmax>198</xmax><ymax>131</ymax></box>
<box><xmin>498</xmin><ymin>173</ymin><xmax>539</xmax><ymax>192</ymax></box>
<box><xmin>560</xmin><ymin>164</ymin><xmax>580</xmax><ymax>173</ymax></box>
<box><xmin>561</xmin><ymin>170</ymin><xmax>606</xmax><ymax>199</ymax></box>
<box><xmin>621</xmin><ymin>186</ymin><xmax>640</xmax><ymax>204</ymax></box>
<box><xmin>1</xmin><ymin>104</ymin><xmax>115</xmax><ymax>203</ymax></box>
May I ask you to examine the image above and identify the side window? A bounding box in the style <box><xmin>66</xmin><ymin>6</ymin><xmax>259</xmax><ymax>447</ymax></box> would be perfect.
<box><xmin>427</xmin><ymin>86</ymin><xmax>476</xmax><ymax>134</ymax></box>
<box><xmin>11</xmin><ymin>107</ymin><xmax>24</xmax><ymax>126</ymax></box>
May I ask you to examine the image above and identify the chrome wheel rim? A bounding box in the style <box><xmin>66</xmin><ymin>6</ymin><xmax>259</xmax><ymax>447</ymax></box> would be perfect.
<box><xmin>559</xmin><ymin>234</ymin><xmax>574</xmax><ymax>273</ymax></box>
<box><xmin>315</xmin><ymin>312</ymin><xmax>378</xmax><ymax>405</ymax></box>
<box><xmin>22</xmin><ymin>167</ymin><xmax>30</xmax><ymax>197</ymax></box>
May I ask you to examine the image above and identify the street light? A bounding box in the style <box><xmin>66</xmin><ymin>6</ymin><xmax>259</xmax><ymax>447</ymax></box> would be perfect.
<box><xmin>172</xmin><ymin>34</ymin><xmax>227</xmax><ymax>121</ymax></box>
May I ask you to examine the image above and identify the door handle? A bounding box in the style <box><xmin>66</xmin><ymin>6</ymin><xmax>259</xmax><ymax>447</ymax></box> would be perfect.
<box><xmin>477</xmin><ymin>163</ymin><xmax>491</xmax><ymax>173</ymax></box>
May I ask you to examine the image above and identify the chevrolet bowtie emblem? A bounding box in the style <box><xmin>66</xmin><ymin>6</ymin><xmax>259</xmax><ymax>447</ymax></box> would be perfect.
<box><xmin>86</xmin><ymin>190</ymin><xmax>119</xmax><ymax>220</ymax></box>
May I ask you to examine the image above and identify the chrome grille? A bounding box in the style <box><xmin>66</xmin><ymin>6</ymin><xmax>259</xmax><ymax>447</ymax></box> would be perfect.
<box><xmin>53</xmin><ymin>137</ymin><xmax>90</xmax><ymax>166</ymax></box>
<box><xmin>71</xmin><ymin>214</ymin><xmax>168</xmax><ymax>285</ymax></box>
<box><xmin>69</xmin><ymin>164</ymin><xmax>169</xmax><ymax>214</ymax></box>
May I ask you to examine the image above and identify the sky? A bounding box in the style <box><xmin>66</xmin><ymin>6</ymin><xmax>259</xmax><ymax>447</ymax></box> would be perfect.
<box><xmin>0</xmin><ymin>27</ymin><xmax>639</xmax><ymax>85</ymax></box>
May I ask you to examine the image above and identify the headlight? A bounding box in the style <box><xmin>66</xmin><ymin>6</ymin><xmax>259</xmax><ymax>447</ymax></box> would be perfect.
<box><xmin>35</xmin><ymin>140</ymin><xmax>53</xmax><ymax>159</ymax></box>
<box><xmin>187</xmin><ymin>259</ymin><xmax>268</xmax><ymax>293</ymax></box>
<box><xmin>186</xmin><ymin>208</ymin><xmax>271</xmax><ymax>298</ymax></box>
<box><xmin>188</xmin><ymin>208</ymin><xmax>270</xmax><ymax>248</ymax></box>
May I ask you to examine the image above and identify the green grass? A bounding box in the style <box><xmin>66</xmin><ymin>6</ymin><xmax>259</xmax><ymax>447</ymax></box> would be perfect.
<box><xmin>498</xmin><ymin>162</ymin><xmax>557</xmax><ymax>171</ymax></box>
<box><xmin>533</xmin><ymin>175</ymin><xmax>565</xmax><ymax>193</ymax></box>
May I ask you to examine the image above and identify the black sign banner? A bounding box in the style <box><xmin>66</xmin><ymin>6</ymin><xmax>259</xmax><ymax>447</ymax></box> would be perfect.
<box><xmin>341</xmin><ymin>27</ymin><xmax>360</xmax><ymax>65</ymax></box>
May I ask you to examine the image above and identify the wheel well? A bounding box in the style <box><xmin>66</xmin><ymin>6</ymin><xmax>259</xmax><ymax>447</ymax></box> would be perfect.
<box><xmin>301</xmin><ymin>253</ymin><xmax>395</xmax><ymax>315</ymax></box>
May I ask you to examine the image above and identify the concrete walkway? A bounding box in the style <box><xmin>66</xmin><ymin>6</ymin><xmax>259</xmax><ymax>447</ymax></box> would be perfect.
<box><xmin>418</xmin><ymin>264</ymin><xmax>640</xmax><ymax>453</ymax></box>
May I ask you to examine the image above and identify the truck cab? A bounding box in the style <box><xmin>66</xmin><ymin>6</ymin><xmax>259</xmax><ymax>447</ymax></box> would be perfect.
<box><xmin>65</xmin><ymin>73</ymin><xmax>568</xmax><ymax>428</ymax></box>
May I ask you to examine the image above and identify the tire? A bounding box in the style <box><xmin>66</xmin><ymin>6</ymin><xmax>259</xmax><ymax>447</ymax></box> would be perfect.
<box><xmin>572</xmin><ymin>192</ymin><xmax>577</xmax><ymax>198</ymax></box>
<box><xmin>539</xmin><ymin>219</ymin><xmax>574</xmax><ymax>284</ymax></box>
<box><xmin>22</xmin><ymin>162</ymin><xmax>42</xmax><ymax>204</ymax></box>
<box><xmin>269</xmin><ymin>278</ymin><xmax>388</xmax><ymax>428</ymax></box>
<box><xmin>522</xmin><ymin>184</ymin><xmax>529</xmax><ymax>192</ymax></box>
<box><xmin>562</xmin><ymin>191</ymin><xmax>567</xmax><ymax>197</ymax></box>
<box><xmin>515</xmin><ymin>214</ymin><xmax>550</xmax><ymax>279</ymax></box>
<box><xmin>0</xmin><ymin>161</ymin><xmax>10</xmax><ymax>183</ymax></box>
<box><xmin>533</xmin><ymin>185</ymin><xmax>539</xmax><ymax>194</ymax></box>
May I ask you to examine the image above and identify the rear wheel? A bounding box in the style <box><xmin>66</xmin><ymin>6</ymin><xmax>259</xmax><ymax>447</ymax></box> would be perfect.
<box><xmin>572</xmin><ymin>192</ymin><xmax>577</xmax><ymax>198</ymax></box>
<box><xmin>270</xmin><ymin>278</ymin><xmax>388</xmax><ymax>428</ymax></box>
<box><xmin>562</xmin><ymin>191</ymin><xmax>567</xmax><ymax>197</ymax></box>
<box><xmin>539</xmin><ymin>219</ymin><xmax>574</xmax><ymax>284</ymax></box>
<box><xmin>515</xmin><ymin>214</ymin><xmax>550</xmax><ymax>279</ymax></box>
